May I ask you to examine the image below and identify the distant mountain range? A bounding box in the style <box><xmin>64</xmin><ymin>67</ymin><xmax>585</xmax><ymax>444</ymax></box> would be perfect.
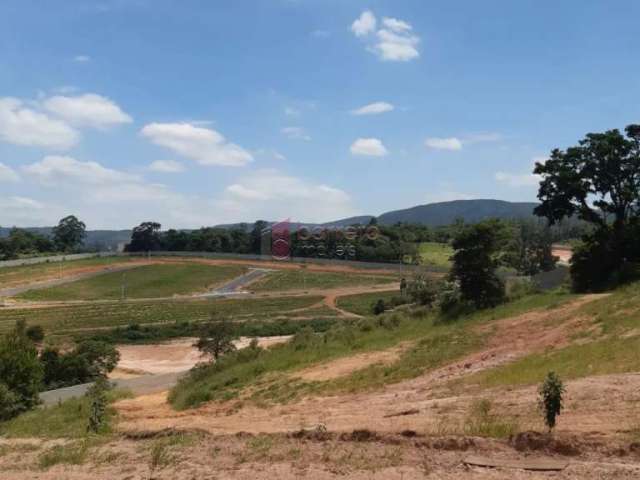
<box><xmin>1</xmin><ymin>199</ymin><xmax>539</xmax><ymax>249</ymax></box>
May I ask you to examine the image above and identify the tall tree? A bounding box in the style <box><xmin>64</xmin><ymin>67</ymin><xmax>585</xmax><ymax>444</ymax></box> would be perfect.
<box><xmin>450</xmin><ymin>220</ymin><xmax>507</xmax><ymax>309</ymax></box>
<box><xmin>53</xmin><ymin>215</ymin><xmax>86</xmax><ymax>252</ymax></box>
<box><xmin>126</xmin><ymin>222</ymin><xmax>162</xmax><ymax>252</ymax></box>
<box><xmin>534</xmin><ymin>125</ymin><xmax>640</xmax><ymax>290</ymax></box>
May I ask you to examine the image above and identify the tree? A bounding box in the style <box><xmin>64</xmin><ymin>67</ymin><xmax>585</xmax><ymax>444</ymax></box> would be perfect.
<box><xmin>538</xmin><ymin>372</ymin><xmax>565</xmax><ymax>432</ymax></box>
<box><xmin>125</xmin><ymin>222</ymin><xmax>162</xmax><ymax>252</ymax></box>
<box><xmin>53</xmin><ymin>215</ymin><xmax>86</xmax><ymax>252</ymax></box>
<box><xmin>534</xmin><ymin>125</ymin><xmax>640</xmax><ymax>291</ymax></box>
<box><xmin>0</xmin><ymin>320</ymin><xmax>44</xmax><ymax>419</ymax></box>
<box><xmin>25</xmin><ymin>325</ymin><xmax>45</xmax><ymax>343</ymax></box>
<box><xmin>405</xmin><ymin>273</ymin><xmax>439</xmax><ymax>307</ymax></box>
<box><xmin>504</xmin><ymin>221</ymin><xmax>558</xmax><ymax>276</ymax></box>
<box><xmin>372</xmin><ymin>299</ymin><xmax>386</xmax><ymax>315</ymax></box>
<box><xmin>194</xmin><ymin>315</ymin><xmax>238</xmax><ymax>360</ymax></box>
<box><xmin>86</xmin><ymin>376</ymin><xmax>111</xmax><ymax>434</ymax></box>
<box><xmin>450</xmin><ymin>220</ymin><xmax>507</xmax><ymax>309</ymax></box>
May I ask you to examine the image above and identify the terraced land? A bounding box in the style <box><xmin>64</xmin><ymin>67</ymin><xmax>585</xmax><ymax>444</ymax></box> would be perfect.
<box><xmin>16</xmin><ymin>263</ymin><xmax>247</xmax><ymax>301</ymax></box>
<box><xmin>0</xmin><ymin>295</ymin><xmax>325</xmax><ymax>337</ymax></box>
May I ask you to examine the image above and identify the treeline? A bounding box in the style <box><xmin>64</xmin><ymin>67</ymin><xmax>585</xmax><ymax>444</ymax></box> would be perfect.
<box><xmin>125</xmin><ymin>217</ymin><xmax>570</xmax><ymax>270</ymax></box>
<box><xmin>0</xmin><ymin>215</ymin><xmax>87</xmax><ymax>261</ymax></box>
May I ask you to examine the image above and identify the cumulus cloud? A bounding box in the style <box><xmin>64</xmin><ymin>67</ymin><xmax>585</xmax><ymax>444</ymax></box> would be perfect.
<box><xmin>424</xmin><ymin>137</ymin><xmax>463</xmax><ymax>151</ymax></box>
<box><xmin>351</xmin><ymin>10</ymin><xmax>376</xmax><ymax>37</ymax></box>
<box><xmin>281</xmin><ymin>126</ymin><xmax>311</xmax><ymax>141</ymax></box>
<box><xmin>43</xmin><ymin>94</ymin><xmax>132</xmax><ymax>129</ymax></box>
<box><xmin>218</xmin><ymin>169</ymin><xmax>356</xmax><ymax>223</ymax></box>
<box><xmin>23</xmin><ymin>155</ymin><xmax>139</xmax><ymax>185</ymax></box>
<box><xmin>148</xmin><ymin>160</ymin><xmax>185</xmax><ymax>173</ymax></box>
<box><xmin>140</xmin><ymin>122</ymin><xmax>253</xmax><ymax>167</ymax></box>
<box><xmin>350</xmin><ymin>101</ymin><xmax>394</xmax><ymax>116</ymax></box>
<box><xmin>0</xmin><ymin>97</ymin><xmax>79</xmax><ymax>149</ymax></box>
<box><xmin>350</xmin><ymin>138</ymin><xmax>388</xmax><ymax>157</ymax></box>
<box><xmin>351</xmin><ymin>11</ymin><xmax>420</xmax><ymax>62</ymax></box>
<box><xmin>0</xmin><ymin>162</ymin><xmax>20</xmax><ymax>183</ymax></box>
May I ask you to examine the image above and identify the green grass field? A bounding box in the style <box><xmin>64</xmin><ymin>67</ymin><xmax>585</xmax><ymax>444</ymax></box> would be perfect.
<box><xmin>16</xmin><ymin>263</ymin><xmax>246</xmax><ymax>301</ymax></box>
<box><xmin>336</xmin><ymin>290</ymin><xmax>400</xmax><ymax>316</ymax></box>
<box><xmin>418</xmin><ymin>242</ymin><xmax>453</xmax><ymax>268</ymax></box>
<box><xmin>0</xmin><ymin>256</ymin><xmax>134</xmax><ymax>288</ymax></box>
<box><xmin>0</xmin><ymin>295</ymin><xmax>324</xmax><ymax>337</ymax></box>
<box><xmin>250</xmin><ymin>269</ymin><xmax>397</xmax><ymax>292</ymax></box>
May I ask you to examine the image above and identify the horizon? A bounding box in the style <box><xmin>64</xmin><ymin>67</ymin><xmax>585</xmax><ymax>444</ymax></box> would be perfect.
<box><xmin>1</xmin><ymin>1</ymin><xmax>639</xmax><ymax>229</ymax></box>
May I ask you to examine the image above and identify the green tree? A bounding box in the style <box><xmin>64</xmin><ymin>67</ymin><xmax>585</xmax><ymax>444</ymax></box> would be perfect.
<box><xmin>538</xmin><ymin>372</ymin><xmax>565</xmax><ymax>432</ymax></box>
<box><xmin>450</xmin><ymin>220</ymin><xmax>507</xmax><ymax>309</ymax></box>
<box><xmin>86</xmin><ymin>376</ymin><xmax>111</xmax><ymax>434</ymax></box>
<box><xmin>53</xmin><ymin>215</ymin><xmax>86</xmax><ymax>252</ymax></box>
<box><xmin>125</xmin><ymin>221</ymin><xmax>162</xmax><ymax>252</ymax></box>
<box><xmin>534</xmin><ymin>125</ymin><xmax>640</xmax><ymax>291</ymax></box>
<box><xmin>0</xmin><ymin>320</ymin><xmax>44</xmax><ymax>419</ymax></box>
<box><xmin>194</xmin><ymin>315</ymin><xmax>238</xmax><ymax>360</ymax></box>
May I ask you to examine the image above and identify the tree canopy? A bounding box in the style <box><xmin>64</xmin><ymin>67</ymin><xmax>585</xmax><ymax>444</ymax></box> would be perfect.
<box><xmin>53</xmin><ymin>215</ymin><xmax>86</xmax><ymax>252</ymax></box>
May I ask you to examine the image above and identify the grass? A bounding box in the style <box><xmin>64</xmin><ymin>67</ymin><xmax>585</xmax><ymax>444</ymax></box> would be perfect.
<box><xmin>336</xmin><ymin>291</ymin><xmax>401</xmax><ymax>316</ymax></box>
<box><xmin>418</xmin><ymin>242</ymin><xmax>453</xmax><ymax>268</ymax></box>
<box><xmin>0</xmin><ymin>389</ymin><xmax>131</xmax><ymax>439</ymax></box>
<box><xmin>465</xmin><ymin>281</ymin><xmax>640</xmax><ymax>388</ymax></box>
<box><xmin>169</xmin><ymin>289</ymin><xmax>574</xmax><ymax>410</ymax></box>
<box><xmin>0</xmin><ymin>295</ymin><xmax>324</xmax><ymax>337</ymax></box>
<box><xmin>250</xmin><ymin>269</ymin><xmax>397</xmax><ymax>292</ymax></box>
<box><xmin>17</xmin><ymin>263</ymin><xmax>246</xmax><ymax>301</ymax></box>
<box><xmin>0</xmin><ymin>256</ymin><xmax>134</xmax><ymax>289</ymax></box>
<box><xmin>462</xmin><ymin>399</ymin><xmax>520</xmax><ymax>438</ymax></box>
<box><xmin>37</xmin><ymin>440</ymin><xmax>92</xmax><ymax>469</ymax></box>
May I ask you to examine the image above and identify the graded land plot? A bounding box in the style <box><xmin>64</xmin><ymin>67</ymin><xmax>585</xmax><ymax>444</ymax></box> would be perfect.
<box><xmin>0</xmin><ymin>256</ymin><xmax>137</xmax><ymax>289</ymax></box>
<box><xmin>0</xmin><ymin>295</ymin><xmax>324</xmax><ymax>337</ymax></box>
<box><xmin>336</xmin><ymin>290</ymin><xmax>401</xmax><ymax>316</ymax></box>
<box><xmin>249</xmin><ymin>269</ymin><xmax>398</xmax><ymax>292</ymax></box>
<box><xmin>16</xmin><ymin>263</ymin><xmax>247</xmax><ymax>301</ymax></box>
<box><xmin>418</xmin><ymin>241</ymin><xmax>453</xmax><ymax>268</ymax></box>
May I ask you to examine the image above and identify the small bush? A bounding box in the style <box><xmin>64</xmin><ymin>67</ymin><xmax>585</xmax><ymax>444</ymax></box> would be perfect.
<box><xmin>464</xmin><ymin>398</ymin><xmax>519</xmax><ymax>438</ymax></box>
<box><xmin>372</xmin><ymin>299</ymin><xmax>386</xmax><ymax>315</ymax></box>
<box><xmin>38</xmin><ymin>440</ymin><xmax>89</xmax><ymax>469</ymax></box>
<box><xmin>538</xmin><ymin>372</ymin><xmax>565</xmax><ymax>431</ymax></box>
<box><xmin>26</xmin><ymin>325</ymin><xmax>45</xmax><ymax>343</ymax></box>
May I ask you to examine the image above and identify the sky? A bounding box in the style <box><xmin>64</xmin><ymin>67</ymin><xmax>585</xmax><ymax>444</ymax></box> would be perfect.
<box><xmin>1</xmin><ymin>0</ymin><xmax>639</xmax><ymax>229</ymax></box>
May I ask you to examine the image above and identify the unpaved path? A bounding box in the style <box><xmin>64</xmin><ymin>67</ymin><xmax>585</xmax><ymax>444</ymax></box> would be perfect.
<box><xmin>115</xmin><ymin>295</ymin><xmax>608</xmax><ymax>437</ymax></box>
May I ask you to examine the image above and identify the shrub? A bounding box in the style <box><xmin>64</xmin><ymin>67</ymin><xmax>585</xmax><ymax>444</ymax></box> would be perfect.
<box><xmin>25</xmin><ymin>325</ymin><xmax>45</xmax><ymax>343</ymax></box>
<box><xmin>372</xmin><ymin>299</ymin><xmax>386</xmax><ymax>315</ymax></box>
<box><xmin>0</xmin><ymin>320</ymin><xmax>43</xmax><ymax>419</ymax></box>
<box><xmin>86</xmin><ymin>377</ymin><xmax>111</xmax><ymax>434</ymax></box>
<box><xmin>464</xmin><ymin>398</ymin><xmax>519</xmax><ymax>438</ymax></box>
<box><xmin>538</xmin><ymin>372</ymin><xmax>565</xmax><ymax>431</ymax></box>
<box><xmin>405</xmin><ymin>273</ymin><xmax>439</xmax><ymax>307</ymax></box>
<box><xmin>194</xmin><ymin>315</ymin><xmax>238</xmax><ymax>360</ymax></box>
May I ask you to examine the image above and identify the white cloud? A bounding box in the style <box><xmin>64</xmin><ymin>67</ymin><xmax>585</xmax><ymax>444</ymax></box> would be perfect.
<box><xmin>0</xmin><ymin>163</ymin><xmax>20</xmax><ymax>183</ymax></box>
<box><xmin>425</xmin><ymin>137</ymin><xmax>463</xmax><ymax>151</ymax></box>
<box><xmin>23</xmin><ymin>155</ymin><xmax>139</xmax><ymax>185</ymax></box>
<box><xmin>495</xmin><ymin>156</ymin><xmax>545</xmax><ymax>188</ymax></box>
<box><xmin>494</xmin><ymin>171</ymin><xmax>540</xmax><ymax>187</ymax></box>
<box><xmin>281</xmin><ymin>126</ymin><xmax>311</xmax><ymax>141</ymax></box>
<box><xmin>350</xmin><ymin>101</ymin><xmax>394</xmax><ymax>116</ymax></box>
<box><xmin>372</xmin><ymin>28</ymin><xmax>420</xmax><ymax>61</ymax></box>
<box><xmin>148</xmin><ymin>160</ymin><xmax>185</xmax><ymax>173</ymax></box>
<box><xmin>351</xmin><ymin>11</ymin><xmax>420</xmax><ymax>62</ymax></box>
<box><xmin>351</xmin><ymin>10</ymin><xmax>376</xmax><ymax>37</ymax></box>
<box><xmin>73</xmin><ymin>55</ymin><xmax>91</xmax><ymax>63</ymax></box>
<box><xmin>43</xmin><ymin>93</ymin><xmax>132</xmax><ymax>129</ymax></box>
<box><xmin>140</xmin><ymin>122</ymin><xmax>253</xmax><ymax>167</ymax></box>
<box><xmin>350</xmin><ymin>138</ymin><xmax>388</xmax><ymax>157</ymax></box>
<box><xmin>0</xmin><ymin>97</ymin><xmax>79</xmax><ymax>149</ymax></box>
<box><xmin>382</xmin><ymin>17</ymin><xmax>412</xmax><ymax>33</ymax></box>
<box><xmin>219</xmin><ymin>169</ymin><xmax>356</xmax><ymax>223</ymax></box>
<box><xmin>311</xmin><ymin>29</ymin><xmax>331</xmax><ymax>38</ymax></box>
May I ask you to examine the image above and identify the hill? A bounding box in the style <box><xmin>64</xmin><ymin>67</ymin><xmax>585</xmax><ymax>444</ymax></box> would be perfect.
<box><xmin>376</xmin><ymin>199</ymin><xmax>538</xmax><ymax>226</ymax></box>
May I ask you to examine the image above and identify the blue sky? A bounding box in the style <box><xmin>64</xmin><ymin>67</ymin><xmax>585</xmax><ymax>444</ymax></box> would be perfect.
<box><xmin>1</xmin><ymin>0</ymin><xmax>639</xmax><ymax>229</ymax></box>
